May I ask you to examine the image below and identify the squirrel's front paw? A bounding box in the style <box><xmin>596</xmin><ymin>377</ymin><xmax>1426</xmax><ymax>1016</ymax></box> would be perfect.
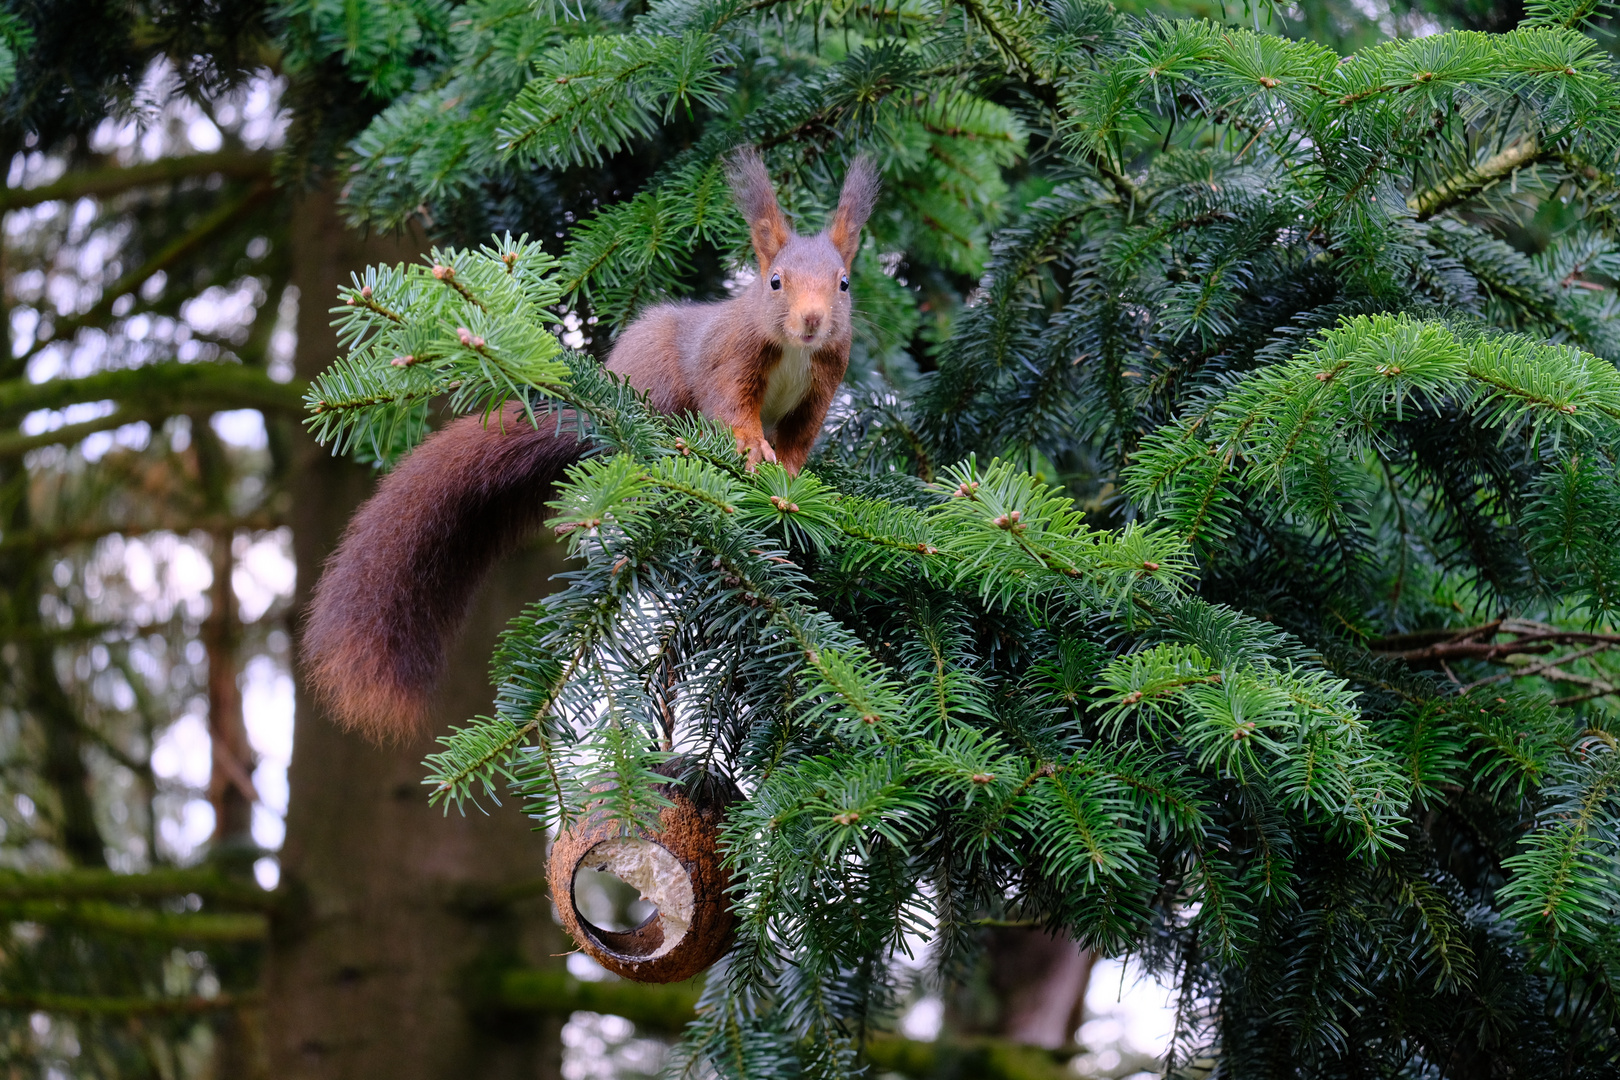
<box><xmin>733</xmin><ymin>429</ymin><xmax>778</xmax><ymax>471</ymax></box>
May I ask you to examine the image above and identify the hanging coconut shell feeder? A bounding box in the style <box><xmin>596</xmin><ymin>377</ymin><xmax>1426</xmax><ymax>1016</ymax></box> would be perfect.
<box><xmin>550</xmin><ymin>769</ymin><xmax>740</xmax><ymax>984</ymax></box>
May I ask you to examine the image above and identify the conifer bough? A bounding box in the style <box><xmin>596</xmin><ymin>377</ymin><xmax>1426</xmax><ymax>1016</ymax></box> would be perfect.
<box><xmin>297</xmin><ymin>0</ymin><xmax>1620</xmax><ymax>1071</ymax></box>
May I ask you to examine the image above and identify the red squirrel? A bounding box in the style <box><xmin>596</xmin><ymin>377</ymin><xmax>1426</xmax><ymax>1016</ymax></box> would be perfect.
<box><xmin>301</xmin><ymin>149</ymin><xmax>879</xmax><ymax>741</ymax></box>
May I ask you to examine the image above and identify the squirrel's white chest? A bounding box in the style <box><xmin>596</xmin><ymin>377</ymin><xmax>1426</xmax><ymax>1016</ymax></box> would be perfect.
<box><xmin>760</xmin><ymin>344</ymin><xmax>814</xmax><ymax>428</ymax></box>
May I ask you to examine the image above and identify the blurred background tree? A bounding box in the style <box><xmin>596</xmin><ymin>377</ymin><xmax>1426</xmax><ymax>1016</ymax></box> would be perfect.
<box><xmin>0</xmin><ymin>4</ymin><xmax>291</xmax><ymax>1074</ymax></box>
<box><xmin>0</xmin><ymin>5</ymin><xmax>572</xmax><ymax>1078</ymax></box>
<box><xmin>2</xmin><ymin>0</ymin><xmax>1613</xmax><ymax>1076</ymax></box>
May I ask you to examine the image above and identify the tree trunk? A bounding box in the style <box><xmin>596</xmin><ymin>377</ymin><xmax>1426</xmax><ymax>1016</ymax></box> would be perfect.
<box><xmin>194</xmin><ymin>418</ymin><xmax>257</xmax><ymax>860</ymax></box>
<box><xmin>263</xmin><ymin>192</ymin><xmax>569</xmax><ymax>1080</ymax></box>
<box><xmin>26</xmin><ymin>636</ymin><xmax>108</xmax><ymax>868</ymax></box>
<box><xmin>947</xmin><ymin>929</ymin><xmax>1093</xmax><ymax>1050</ymax></box>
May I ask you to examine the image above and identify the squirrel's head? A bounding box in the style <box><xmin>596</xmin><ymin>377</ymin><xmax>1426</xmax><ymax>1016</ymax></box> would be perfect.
<box><xmin>726</xmin><ymin>147</ymin><xmax>880</xmax><ymax>350</ymax></box>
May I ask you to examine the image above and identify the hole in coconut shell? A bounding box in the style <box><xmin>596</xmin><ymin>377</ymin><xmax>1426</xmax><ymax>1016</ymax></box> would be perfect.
<box><xmin>570</xmin><ymin>837</ymin><xmax>695</xmax><ymax>961</ymax></box>
<box><xmin>572</xmin><ymin>856</ymin><xmax>656</xmax><ymax>932</ymax></box>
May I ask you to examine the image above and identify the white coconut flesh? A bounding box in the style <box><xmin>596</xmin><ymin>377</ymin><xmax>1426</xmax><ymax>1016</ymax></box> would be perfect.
<box><xmin>578</xmin><ymin>837</ymin><xmax>695</xmax><ymax>958</ymax></box>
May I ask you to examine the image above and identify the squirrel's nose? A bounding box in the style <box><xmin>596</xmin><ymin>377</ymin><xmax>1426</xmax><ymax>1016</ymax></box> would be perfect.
<box><xmin>801</xmin><ymin>312</ymin><xmax>823</xmax><ymax>334</ymax></box>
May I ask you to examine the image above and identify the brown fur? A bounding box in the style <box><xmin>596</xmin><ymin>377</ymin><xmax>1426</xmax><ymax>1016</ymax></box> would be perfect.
<box><xmin>302</xmin><ymin>148</ymin><xmax>879</xmax><ymax>740</ymax></box>
<box><xmin>301</xmin><ymin>406</ymin><xmax>583</xmax><ymax>741</ymax></box>
<box><xmin>608</xmin><ymin>148</ymin><xmax>878</xmax><ymax>471</ymax></box>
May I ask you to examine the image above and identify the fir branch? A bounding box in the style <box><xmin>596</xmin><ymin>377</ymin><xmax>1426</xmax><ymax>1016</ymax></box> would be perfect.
<box><xmin>0</xmin><ymin>991</ymin><xmax>260</xmax><ymax>1016</ymax></box>
<box><xmin>1408</xmin><ymin>137</ymin><xmax>1544</xmax><ymax>221</ymax></box>
<box><xmin>0</xmin><ymin>150</ymin><xmax>274</xmax><ymax>210</ymax></box>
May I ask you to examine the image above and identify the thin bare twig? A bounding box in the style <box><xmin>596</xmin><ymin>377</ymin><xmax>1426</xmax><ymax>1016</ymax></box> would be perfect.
<box><xmin>1461</xmin><ymin>641</ymin><xmax>1617</xmax><ymax>691</ymax></box>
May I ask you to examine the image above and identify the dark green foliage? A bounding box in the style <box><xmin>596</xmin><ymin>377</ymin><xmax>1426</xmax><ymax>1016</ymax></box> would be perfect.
<box><xmin>305</xmin><ymin>0</ymin><xmax>1620</xmax><ymax>1075</ymax></box>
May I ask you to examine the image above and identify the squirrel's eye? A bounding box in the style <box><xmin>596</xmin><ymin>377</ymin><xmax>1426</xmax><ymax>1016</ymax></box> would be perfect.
<box><xmin>839</xmin><ymin>274</ymin><xmax>850</xmax><ymax>292</ymax></box>
<box><xmin>769</xmin><ymin>272</ymin><xmax>781</xmax><ymax>291</ymax></box>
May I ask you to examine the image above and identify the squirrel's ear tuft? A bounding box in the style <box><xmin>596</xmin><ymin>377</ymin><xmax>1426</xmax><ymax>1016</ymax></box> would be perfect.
<box><xmin>726</xmin><ymin>146</ymin><xmax>791</xmax><ymax>268</ymax></box>
<box><xmin>829</xmin><ymin>155</ymin><xmax>880</xmax><ymax>264</ymax></box>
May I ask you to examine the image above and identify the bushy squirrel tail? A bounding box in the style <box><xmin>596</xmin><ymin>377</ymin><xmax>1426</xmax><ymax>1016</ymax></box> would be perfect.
<box><xmin>300</xmin><ymin>402</ymin><xmax>584</xmax><ymax>742</ymax></box>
